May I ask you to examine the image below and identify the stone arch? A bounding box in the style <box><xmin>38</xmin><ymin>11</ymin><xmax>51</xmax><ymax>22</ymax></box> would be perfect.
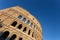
<box><xmin>19</xmin><ymin>37</ymin><xmax>23</xmax><ymax>40</ymax></box>
<box><xmin>11</xmin><ymin>21</ymin><xmax>17</xmax><ymax>27</ymax></box>
<box><xmin>9</xmin><ymin>34</ymin><xmax>16</xmax><ymax>40</ymax></box>
<box><xmin>23</xmin><ymin>27</ymin><xmax>27</xmax><ymax>32</ymax></box>
<box><xmin>17</xmin><ymin>24</ymin><xmax>22</xmax><ymax>29</ymax></box>
<box><xmin>0</xmin><ymin>31</ymin><xmax>9</xmax><ymax>40</ymax></box>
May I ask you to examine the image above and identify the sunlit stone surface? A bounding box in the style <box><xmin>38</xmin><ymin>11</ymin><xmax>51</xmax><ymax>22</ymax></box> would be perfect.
<box><xmin>0</xmin><ymin>6</ymin><xmax>42</xmax><ymax>40</ymax></box>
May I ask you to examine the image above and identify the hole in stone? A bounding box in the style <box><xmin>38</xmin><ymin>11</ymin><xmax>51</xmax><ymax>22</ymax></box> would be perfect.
<box><xmin>17</xmin><ymin>24</ymin><xmax>22</xmax><ymax>29</ymax></box>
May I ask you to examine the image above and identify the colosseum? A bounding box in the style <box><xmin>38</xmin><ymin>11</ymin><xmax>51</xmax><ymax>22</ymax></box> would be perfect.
<box><xmin>0</xmin><ymin>6</ymin><xmax>42</xmax><ymax>40</ymax></box>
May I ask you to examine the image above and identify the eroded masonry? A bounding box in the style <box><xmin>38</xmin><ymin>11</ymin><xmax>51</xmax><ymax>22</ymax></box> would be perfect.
<box><xmin>0</xmin><ymin>6</ymin><xmax>42</xmax><ymax>40</ymax></box>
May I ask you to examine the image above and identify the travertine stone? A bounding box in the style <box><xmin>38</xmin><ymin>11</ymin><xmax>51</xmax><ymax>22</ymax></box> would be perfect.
<box><xmin>0</xmin><ymin>6</ymin><xmax>42</xmax><ymax>40</ymax></box>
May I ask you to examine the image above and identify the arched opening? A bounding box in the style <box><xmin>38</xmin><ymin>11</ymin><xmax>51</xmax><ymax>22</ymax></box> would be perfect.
<box><xmin>11</xmin><ymin>21</ymin><xmax>17</xmax><ymax>27</ymax></box>
<box><xmin>19</xmin><ymin>38</ymin><xmax>23</xmax><ymax>40</ymax></box>
<box><xmin>17</xmin><ymin>24</ymin><xmax>22</xmax><ymax>29</ymax></box>
<box><xmin>0</xmin><ymin>23</ymin><xmax>3</xmax><ymax>28</ymax></box>
<box><xmin>23</xmin><ymin>27</ymin><xmax>27</xmax><ymax>32</ymax></box>
<box><xmin>22</xmin><ymin>18</ymin><xmax>26</xmax><ymax>22</ymax></box>
<box><xmin>30</xmin><ymin>23</ymin><xmax>33</xmax><ymax>27</ymax></box>
<box><xmin>26</xmin><ymin>20</ymin><xmax>30</xmax><ymax>24</ymax></box>
<box><xmin>18</xmin><ymin>15</ymin><xmax>22</xmax><ymax>19</ymax></box>
<box><xmin>9</xmin><ymin>34</ymin><xmax>16</xmax><ymax>40</ymax></box>
<box><xmin>0</xmin><ymin>31</ymin><xmax>9</xmax><ymax>40</ymax></box>
<box><xmin>28</xmin><ymin>30</ymin><xmax>31</xmax><ymax>35</ymax></box>
<box><xmin>32</xmin><ymin>32</ymin><xmax>34</xmax><ymax>37</ymax></box>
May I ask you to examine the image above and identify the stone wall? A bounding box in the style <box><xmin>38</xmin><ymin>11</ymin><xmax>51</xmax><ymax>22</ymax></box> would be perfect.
<box><xmin>0</xmin><ymin>6</ymin><xmax>42</xmax><ymax>40</ymax></box>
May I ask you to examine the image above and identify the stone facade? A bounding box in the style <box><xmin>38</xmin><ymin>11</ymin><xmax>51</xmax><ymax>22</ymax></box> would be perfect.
<box><xmin>0</xmin><ymin>6</ymin><xmax>42</xmax><ymax>40</ymax></box>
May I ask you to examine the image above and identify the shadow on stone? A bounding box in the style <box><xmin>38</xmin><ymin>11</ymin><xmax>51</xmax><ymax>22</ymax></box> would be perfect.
<box><xmin>0</xmin><ymin>31</ymin><xmax>10</xmax><ymax>40</ymax></box>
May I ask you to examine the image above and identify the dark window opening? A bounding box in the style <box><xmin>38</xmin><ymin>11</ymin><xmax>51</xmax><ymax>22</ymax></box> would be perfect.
<box><xmin>17</xmin><ymin>24</ymin><xmax>22</xmax><ymax>29</ymax></box>
<box><xmin>26</xmin><ymin>20</ymin><xmax>30</xmax><ymax>24</ymax></box>
<box><xmin>19</xmin><ymin>38</ymin><xmax>23</xmax><ymax>40</ymax></box>
<box><xmin>11</xmin><ymin>21</ymin><xmax>17</xmax><ymax>27</ymax></box>
<box><xmin>0</xmin><ymin>31</ymin><xmax>9</xmax><ymax>40</ymax></box>
<box><xmin>34</xmin><ymin>25</ymin><xmax>36</xmax><ymax>28</ymax></box>
<box><xmin>30</xmin><ymin>23</ymin><xmax>33</xmax><ymax>27</ymax></box>
<box><xmin>28</xmin><ymin>30</ymin><xmax>31</xmax><ymax>35</ymax></box>
<box><xmin>18</xmin><ymin>15</ymin><xmax>22</xmax><ymax>19</ymax></box>
<box><xmin>9</xmin><ymin>34</ymin><xmax>16</xmax><ymax>40</ymax></box>
<box><xmin>32</xmin><ymin>32</ymin><xmax>34</xmax><ymax>37</ymax></box>
<box><xmin>0</xmin><ymin>23</ymin><xmax>3</xmax><ymax>28</ymax></box>
<box><xmin>22</xmin><ymin>18</ymin><xmax>26</xmax><ymax>22</ymax></box>
<box><xmin>23</xmin><ymin>27</ymin><xmax>27</xmax><ymax>32</ymax></box>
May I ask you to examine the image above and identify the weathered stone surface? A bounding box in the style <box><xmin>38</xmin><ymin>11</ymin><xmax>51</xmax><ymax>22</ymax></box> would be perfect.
<box><xmin>0</xmin><ymin>6</ymin><xmax>42</xmax><ymax>40</ymax></box>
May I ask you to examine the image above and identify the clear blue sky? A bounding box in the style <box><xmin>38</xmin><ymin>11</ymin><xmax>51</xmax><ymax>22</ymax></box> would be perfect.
<box><xmin>0</xmin><ymin>0</ymin><xmax>60</xmax><ymax>40</ymax></box>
